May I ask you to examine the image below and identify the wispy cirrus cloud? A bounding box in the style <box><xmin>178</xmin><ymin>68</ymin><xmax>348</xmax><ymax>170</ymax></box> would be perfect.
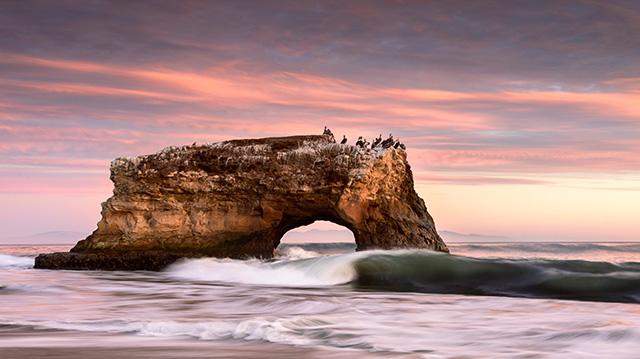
<box><xmin>2</xmin><ymin>52</ymin><xmax>639</xmax><ymax>179</ymax></box>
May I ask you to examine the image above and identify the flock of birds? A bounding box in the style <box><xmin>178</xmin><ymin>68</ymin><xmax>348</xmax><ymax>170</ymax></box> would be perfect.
<box><xmin>323</xmin><ymin>127</ymin><xmax>405</xmax><ymax>149</ymax></box>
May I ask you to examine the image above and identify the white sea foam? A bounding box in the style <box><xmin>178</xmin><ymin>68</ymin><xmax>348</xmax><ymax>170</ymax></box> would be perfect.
<box><xmin>2</xmin><ymin>243</ymin><xmax>640</xmax><ymax>358</ymax></box>
<box><xmin>0</xmin><ymin>253</ymin><xmax>34</xmax><ymax>269</ymax></box>
<box><xmin>8</xmin><ymin>317</ymin><xmax>327</xmax><ymax>347</ymax></box>
<box><xmin>277</xmin><ymin>246</ymin><xmax>321</xmax><ymax>259</ymax></box>
<box><xmin>163</xmin><ymin>249</ymin><xmax>439</xmax><ymax>287</ymax></box>
<box><xmin>5</xmin><ymin>299</ymin><xmax>640</xmax><ymax>358</ymax></box>
<box><xmin>164</xmin><ymin>252</ymin><xmax>364</xmax><ymax>286</ymax></box>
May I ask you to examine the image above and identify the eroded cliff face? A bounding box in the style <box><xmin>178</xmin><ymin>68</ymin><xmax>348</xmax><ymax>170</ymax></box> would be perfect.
<box><xmin>36</xmin><ymin>135</ymin><xmax>448</xmax><ymax>270</ymax></box>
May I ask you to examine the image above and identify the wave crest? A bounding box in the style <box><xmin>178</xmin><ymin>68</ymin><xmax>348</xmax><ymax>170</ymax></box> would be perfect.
<box><xmin>164</xmin><ymin>253</ymin><xmax>363</xmax><ymax>286</ymax></box>
<box><xmin>352</xmin><ymin>251</ymin><xmax>640</xmax><ymax>303</ymax></box>
<box><xmin>165</xmin><ymin>249</ymin><xmax>640</xmax><ymax>303</ymax></box>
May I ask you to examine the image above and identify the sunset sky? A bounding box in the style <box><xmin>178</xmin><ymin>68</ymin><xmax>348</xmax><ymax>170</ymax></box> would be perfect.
<box><xmin>1</xmin><ymin>0</ymin><xmax>639</xmax><ymax>242</ymax></box>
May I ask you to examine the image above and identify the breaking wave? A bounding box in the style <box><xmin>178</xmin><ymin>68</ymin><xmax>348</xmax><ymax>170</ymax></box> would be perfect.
<box><xmin>165</xmin><ymin>249</ymin><xmax>640</xmax><ymax>303</ymax></box>
<box><xmin>165</xmin><ymin>251</ymin><xmax>364</xmax><ymax>286</ymax></box>
<box><xmin>352</xmin><ymin>251</ymin><xmax>640</xmax><ymax>303</ymax></box>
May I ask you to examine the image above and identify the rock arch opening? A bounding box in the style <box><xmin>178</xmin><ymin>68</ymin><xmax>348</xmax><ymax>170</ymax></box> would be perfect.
<box><xmin>277</xmin><ymin>220</ymin><xmax>357</xmax><ymax>254</ymax></box>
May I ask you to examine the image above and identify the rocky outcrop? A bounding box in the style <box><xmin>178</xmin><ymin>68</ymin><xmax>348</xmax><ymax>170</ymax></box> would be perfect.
<box><xmin>35</xmin><ymin>134</ymin><xmax>448</xmax><ymax>270</ymax></box>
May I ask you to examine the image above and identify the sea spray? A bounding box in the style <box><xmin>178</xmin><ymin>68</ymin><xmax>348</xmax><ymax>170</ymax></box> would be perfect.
<box><xmin>164</xmin><ymin>251</ymin><xmax>365</xmax><ymax>286</ymax></box>
<box><xmin>276</xmin><ymin>245</ymin><xmax>321</xmax><ymax>259</ymax></box>
<box><xmin>0</xmin><ymin>253</ymin><xmax>34</xmax><ymax>269</ymax></box>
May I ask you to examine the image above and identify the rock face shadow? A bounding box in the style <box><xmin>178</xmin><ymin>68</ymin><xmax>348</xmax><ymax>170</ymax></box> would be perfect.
<box><xmin>35</xmin><ymin>135</ymin><xmax>448</xmax><ymax>270</ymax></box>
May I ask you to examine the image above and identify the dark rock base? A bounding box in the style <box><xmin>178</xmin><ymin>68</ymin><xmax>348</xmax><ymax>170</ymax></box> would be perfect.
<box><xmin>34</xmin><ymin>251</ymin><xmax>200</xmax><ymax>271</ymax></box>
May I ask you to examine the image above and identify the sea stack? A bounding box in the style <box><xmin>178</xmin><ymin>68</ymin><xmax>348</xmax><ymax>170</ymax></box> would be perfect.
<box><xmin>35</xmin><ymin>134</ymin><xmax>448</xmax><ymax>270</ymax></box>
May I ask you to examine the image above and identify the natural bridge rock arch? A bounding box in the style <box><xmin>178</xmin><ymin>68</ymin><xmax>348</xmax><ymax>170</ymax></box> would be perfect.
<box><xmin>36</xmin><ymin>135</ymin><xmax>448</xmax><ymax>270</ymax></box>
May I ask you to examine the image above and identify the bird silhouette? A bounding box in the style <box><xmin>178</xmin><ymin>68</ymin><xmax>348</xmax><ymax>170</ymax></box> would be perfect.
<box><xmin>381</xmin><ymin>134</ymin><xmax>394</xmax><ymax>149</ymax></box>
<box><xmin>371</xmin><ymin>134</ymin><xmax>382</xmax><ymax>148</ymax></box>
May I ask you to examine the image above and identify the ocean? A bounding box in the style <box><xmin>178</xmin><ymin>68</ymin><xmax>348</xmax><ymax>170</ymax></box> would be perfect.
<box><xmin>1</xmin><ymin>242</ymin><xmax>639</xmax><ymax>358</ymax></box>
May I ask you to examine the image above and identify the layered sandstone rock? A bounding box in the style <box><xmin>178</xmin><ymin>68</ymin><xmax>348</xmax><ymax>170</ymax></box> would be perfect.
<box><xmin>35</xmin><ymin>134</ymin><xmax>448</xmax><ymax>270</ymax></box>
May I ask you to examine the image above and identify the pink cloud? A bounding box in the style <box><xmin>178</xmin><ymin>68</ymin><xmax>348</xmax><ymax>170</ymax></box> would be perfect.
<box><xmin>2</xmin><ymin>53</ymin><xmax>639</xmax><ymax>179</ymax></box>
<box><xmin>5</xmin><ymin>54</ymin><xmax>640</xmax><ymax>126</ymax></box>
<box><xmin>413</xmin><ymin>172</ymin><xmax>551</xmax><ymax>186</ymax></box>
<box><xmin>0</xmin><ymin>170</ymin><xmax>111</xmax><ymax>194</ymax></box>
<box><xmin>408</xmin><ymin>146</ymin><xmax>640</xmax><ymax>173</ymax></box>
<box><xmin>0</xmin><ymin>157</ymin><xmax>109</xmax><ymax>170</ymax></box>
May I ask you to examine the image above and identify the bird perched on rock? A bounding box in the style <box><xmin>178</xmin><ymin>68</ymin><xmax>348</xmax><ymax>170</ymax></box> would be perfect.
<box><xmin>340</xmin><ymin>135</ymin><xmax>347</xmax><ymax>144</ymax></box>
<box><xmin>322</xmin><ymin>126</ymin><xmax>335</xmax><ymax>142</ymax></box>
<box><xmin>371</xmin><ymin>134</ymin><xmax>382</xmax><ymax>149</ymax></box>
<box><xmin>355</xmin><ymin>136</ymin><xmax>364</xmax><ymax>147</ymax></box>
<box><xmin>381</xmin><ymin>134</ymin><xmax>394</xmax><ymax>149</ymax></box>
